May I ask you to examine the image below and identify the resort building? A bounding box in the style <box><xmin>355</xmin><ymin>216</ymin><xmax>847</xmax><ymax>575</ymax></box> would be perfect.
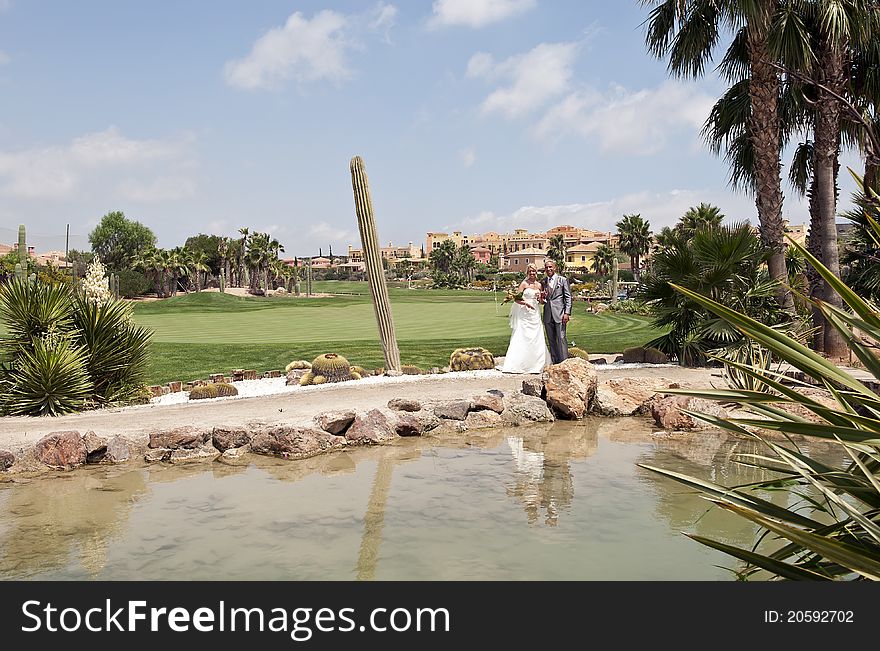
<box><xmin>504</xmin><ymin>247</ymin><xmax>547</xmax><ymax>272</ymax></box>
<box><xmin>565</xmin><ymin>242</ymin><xmax>605</xmax><ymax>271</ymax></box>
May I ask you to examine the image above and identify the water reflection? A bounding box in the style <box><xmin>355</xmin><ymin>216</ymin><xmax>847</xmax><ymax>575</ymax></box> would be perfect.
<box><xmin>0</xmin><ymin>469</ymin><xmax>149</xmax><ymax>579</ymax></box>
<box><xmin>0</xmin><ymin>417</ymin><xmax>845</xmax><ymax>581</ymax></box>
<box><xmin>506</xmin><ymin>423</ymin><xmax>598</xmax><ymax>526</ymax></box>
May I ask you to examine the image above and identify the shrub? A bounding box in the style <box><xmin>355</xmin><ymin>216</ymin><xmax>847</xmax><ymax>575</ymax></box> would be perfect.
<box><xmin>117</xmin><ymin>269</ymin><xmax>152</xmax><ymax>298</ymax></box>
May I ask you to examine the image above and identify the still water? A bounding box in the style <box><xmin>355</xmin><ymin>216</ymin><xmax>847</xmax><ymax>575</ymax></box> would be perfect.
<box><xmin>0</xmin><ymin>418</ymin><xmax>838</xmax><ymax>580</ymax></box>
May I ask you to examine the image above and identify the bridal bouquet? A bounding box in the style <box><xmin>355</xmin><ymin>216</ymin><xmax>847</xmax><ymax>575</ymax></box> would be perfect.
<box><xmin>502</xmin><ymin>289</ymin><xmax>524</xmax><ymax>304</ymax></box>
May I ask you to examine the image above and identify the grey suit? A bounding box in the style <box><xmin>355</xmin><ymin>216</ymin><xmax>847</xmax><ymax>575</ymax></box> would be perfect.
<box><xmin>541</xmin><ymin>273</ymin><xmax>572</xmax><ymax>364</ymax></box>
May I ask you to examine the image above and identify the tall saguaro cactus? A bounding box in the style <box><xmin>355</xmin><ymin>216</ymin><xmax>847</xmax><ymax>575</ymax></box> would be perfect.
<box><xmin>350</xmin><ymin>156</ymin><xmax>401</xmax><ymax>372</ymax></box>
<box><xmin>18</xmin><ymin>224</ymin><xmax>27</xmax><ymax>270</ymax></box>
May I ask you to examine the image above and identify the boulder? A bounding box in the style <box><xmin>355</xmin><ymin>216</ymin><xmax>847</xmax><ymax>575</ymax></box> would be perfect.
<box><xmin>433</xmin><ymin>400</ymin><xmax>471</xmax><ymax>421</ymax></box>
<box><xmin>345</xmin><ymin>410</ymin><xmax>396</xmax><ymax>445</ymax></box>
<box><xmin>465</xmin><ymin>410</ymin><xmax>504</xmax><ymax>429</ymax></box>
<box><xmin>285</xmin><ymin>369</ymin><xmax>309</xmax><ymax>385</ymax></box>
<box><xmin>773</xmin><ymin>387</ymin><xmax>840</xmax><ymax>424</ymax></box>
<box><xmin>388</xmin><ymin>398</ymin><xmax>422</xmax><ymax>412</ymax></box>
<box><xmin>169</xmin><ymin>444</ymin><xmax>221</xmax><ymax>464</ymax></box>
<box><xmin>393</xmin><ymin>412</ymin><xmax>423</xmax><ymax>437</ymax></box>
<box><xmin>104</xmin><ymin>436</ymin><xmax>131</xmax><ymax>463</ymax></box>
<box><xmin>251</xmin><ymin>426</ymin><xmax>344</xmax><ymax>458</ymax></box>
<box><xmin>501</xmin><ymin>393</ymin><xmax>554</xmax><ymax>424</ymax></box>
<box><xmin>416</xmin><ymin>410</ymin><xmax>442</xmax><ymax>432</ymax></box>
<box><xmin>35</xmin><ymin>431</ymin><xmax>87</xmax><ymax>469</ymax></box>
<box><xmin>644</xmin><ymin>347</ymin><xmax>670</xmax><ymax>364</ymax></box>
<box><xmin>593</xmin><ymin>377</ymin><xmax>679</xmax><ymax>417</ymax></box>
<box><xmin>471</xmin><ymin>394</ymin><xmax>504</xmax><ymax>414</ymax></box>
<box><xmin>622</xmin><ymin>347</ymin><xmax>646</xmax><ymax>363</ymax></box>
<box><xmin>149</xmin><ymin>426</ymin><xmax>211</xmax><ymax>450</ymax></box>
<box><xmin>543</xmin><ymin>357</ymin><xmax>598</xmax><ymax>419</ymax></box>
<box><xmin>220</xmin><ymin>447</ymin><xmax>250</xmax><ymax>464</ymax></box>
<box><xmin>212</xmin><ymin>427</ymin><xmax>253</xmax><ymax>452</ymax></box>
<box><xmin>83</xmin><ymin>431</ymin><xmax>108</xmax><ymax>463</ymax></box>
<box><xmin>144</xmin><ymin>448</ymin><xmax>171</xmax><ymax>463</ymax></box>
<box><xmin>0</xmin><ymin>450</ymin><xmax>15</xmax><ymax>471</ymax></box>
<box><xmin>651</xmin><ymin>395</ymin><xmax>728</xmax><ymax>430</ymax></box>
<box><xmin>314</xmin><ymin>410</ymin><xmax>356</xmax><ymax>436</ymax></box>
<box><xmin>521</xmin><ymin>378</ymin><xmax>545</xmax><ymax>398</ymax></box>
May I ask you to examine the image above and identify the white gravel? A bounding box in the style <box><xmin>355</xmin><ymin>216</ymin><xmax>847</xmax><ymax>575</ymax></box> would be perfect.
<box><xmin>150</xmin><ymin>362</ymin><xmax>672</xmax><ymax>406</ymax></box>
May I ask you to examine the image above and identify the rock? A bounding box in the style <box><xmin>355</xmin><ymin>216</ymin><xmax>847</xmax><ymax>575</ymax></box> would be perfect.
<box><xmin>622</xmin><ymin>347</ymin><xmax>646</xmax><ymax>363</ymax></box>
<box><xmin>345</xmin><ymin>409</ymin><xmax>396</xmax><ymax>444</ymax></box>
<box><xmin>591</xmin><ymin>357</ymin><xmax>606</xmax><ymax>365</ymax></box>
<box><xmin>465</xmin><ymin>410</ymin><xmax>503</xmax><ymax>429</ymax></box>
<box><xmin>521</xmin><ymin>378</ymin><xmax>545</xmax><ymax>398</ymax></box>
<box><xmin>385</xmin><ymin>369</ymin><xmax>403</xmax><ymax>377</ymax></box>
<box><xmin>212</xmin><ymin>427</ymin><xmax>253</xmax><ymax>452</ymax></box>
<box><xmin>169</xmin><ymin>444</ymin><xmax>220</xmax><ymax>464</ymax></box>
<box><xmin>487</xmin><ymin>389</ymin><xmax>505</xmax><ymax>397</ymax></box>
<box><xmin>104</xmin><ymin>436</ymin><xmax>131</xmax><ymax>463</ymax></box>
<box><xmin>651</xmin><ymin>396</ymin><xmax>728</xmax><ymax>430</ymax></box>
<box><xmin>773</xmin><ymin>387</ymin><xmax>840</xmax><ymax>424</ymax></box>
<box><xmin>593</xmin><ymin>377</ymin><xmax>679</xmax><ymax>417</ymax></box>
<box><xmin>83</xmin><ymin>431</ymin><xmax>108</xmax><ymax>463</ymax></box>
<box><xmin>502</xmin><ymin>393</ymin><xmax>554</xmax><ymax>424</ymax></box>
<box><xmin>613</xmin><ymin>355</ymin><xmax>624</xmax><ymax>363</ymax></box>
<box><xmin>148</xmin><ymin>385</ymin><xmax>165</xmax><ymax>398</ymax></box>
<box><xmin>543</xmin><ymin>357</ymin><xmax>598</xmax><ymax>419</ymax></box>
<box><xmin>286</xmin><ymin>369</ymin><xmax>308</xmax><ymax>385</ymax></box>
<box><xmin>210</xmin><ymin>373</ymin><xmax>225</xmax><ymax>383</ymax></box>
<box><xmin>0</xmin><ymin>450</ymin><xmax>15</xmax><ymax>471</ymax></box>
<box><xmin>644</xmin><ymin>347</ymin><xmax>670</xmax><ymax>364</ymax></box>
<box><xmin>144</xmin><ymin>448</ymin><xmax>171</xmax><ymax>463</ymax></box>
<box><xmin>149</xmin><ymin>426</ymin><xmax>211</xmax><ymax>450</ymax></box>
<box><xmin>416</xmin><ymin>410</ymin><xmax>442</xmax><ymax>432</ymax></box>
<box><xmin>251</xmin><ymin>426</ymin><xmax>344</xmax><ymax>458</ymax></box>
<box><xmin>429</xmin><ymin>367</ymin><xmax>441</xmax><ymax>374</ymax></box>
<box><xmin>243</xmin><ymin>370</ymin><xmax>258</xmax><ymax>380</ymax></box>
<box><xmin>393</xmin><ymin>412</ymin><xmax>423</xmax><ymax>437</ymax></box>
<box><xmin>220</xmin><ymin>447</ymin><xmax>250</xmax><ymax>464</ymax></box>
<box><xmin>168</xmin><ymin>381</ymin><xmax>183</xmax><ymax>393</ymax></box>
<box><xmin>433</xmin><ymin>400</ymin><xmax>471</xmax><ymax>421</ymax></box>
<box><xmin>314</xmin><ymin>410</ymin><xmax>356</xmax><ymax>435</ymax></box>
<box><xmin>388</xmin><ymin>398</ymin><xmax>422</xmax><ymax>412</ymax></box>
<box><xmin>471</xmin><ymin>394</ymin><xmax>504</xmax><ymax>414</ymax></box>
<box><xmin>35</xmin><ymin>431</ymin><xmax>87</xmax><ymax>469</ymax></box>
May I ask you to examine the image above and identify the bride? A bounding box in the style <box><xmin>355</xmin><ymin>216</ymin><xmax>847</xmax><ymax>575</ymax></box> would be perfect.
<box><xmin>500</xmin><ymin>263</ymin><xmax>550</xmax><ymax>373</ymax></box>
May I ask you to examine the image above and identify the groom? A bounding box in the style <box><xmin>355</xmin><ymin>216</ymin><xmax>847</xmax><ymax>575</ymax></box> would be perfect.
<box><xmin>541</xmin><ymin>259</ymin><xmax>572</xmax><ymax>365</ymax></box>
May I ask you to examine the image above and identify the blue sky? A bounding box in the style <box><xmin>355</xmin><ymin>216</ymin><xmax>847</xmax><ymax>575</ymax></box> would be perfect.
<box><xmin>0</xmin><ymin>0</ymin><xmax>863</xmax><ymax>256</ymax></box>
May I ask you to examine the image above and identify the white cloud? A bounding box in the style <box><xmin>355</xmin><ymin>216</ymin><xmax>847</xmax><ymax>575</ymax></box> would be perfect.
<box><xmin>224</xmin><ymin>10</ymin><xmax>352</xmax><ymax>90</ymax></box>
<box><xmin>429</xmin><ymin>0</ymin><xmax>535</xmax><ymax>29</ymax></box>
<box><xmin>468</xmin><ymin>42</ymin><xmax>578</xmax><ymax>119</ymax></box>
<box><xmin>451</xmin><ymin>189</ymin><xmax>779</xmax><ymax>237</ymax></box>
<box><xmin>534</xmin><ymin>81</ymin><xmax>716</xmax><ymax>155</ymax></box>
<box><xmin>370</xmin><ymin>2</ymin><xmax>398</xmax><ymax>42</ymax></box>
<box><xmin>309</xmin><ymin>221</ymin><xmax>357</xmax><ymax>245</ymax></box>
<box><xmin>461</xmin><ymin>146</ymin><xmax>476</xmax><ymax>168</ymax></box>
<box><xmin>0</xmin><ymin>127</ymin><xmax>196</xmax><ymax>201</ymax></box>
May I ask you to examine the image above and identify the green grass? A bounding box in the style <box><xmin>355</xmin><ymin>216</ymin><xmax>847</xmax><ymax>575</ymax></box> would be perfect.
<box><xmin>10</xmin><ymin>283</ymin><xmax>662</xmax><ymax>384</ymax></box>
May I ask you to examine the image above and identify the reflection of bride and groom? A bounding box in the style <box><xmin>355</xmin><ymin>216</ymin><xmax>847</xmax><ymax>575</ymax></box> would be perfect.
<box><xmin>500</xmin><ymin>259</ymin><xmax>573</xmax><ymax>374</ymax></box>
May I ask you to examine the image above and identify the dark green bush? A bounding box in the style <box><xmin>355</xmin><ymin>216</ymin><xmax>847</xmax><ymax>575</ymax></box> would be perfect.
<box><xmin>117</xmin><ymin>269</ymin><xmax>152</xmax><ymax>298</ymax></box>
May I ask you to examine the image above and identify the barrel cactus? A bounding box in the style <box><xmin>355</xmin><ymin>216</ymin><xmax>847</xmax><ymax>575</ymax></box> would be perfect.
<box><xmin>568</xmin><ymin>347</ymin><xmax>589</xmax><ymax>360</ymax></box>
<box><xmin>189</xmin><ymin>382</ymin><xmax>238</xmax><ymax>400</ymax></box>
<box><xmin>350</xmin><ymin>365</ymin><xmax>368</xmax><ymax>377</ymax></box>
<box><xmin>285</xmin><ymin>360</ymin><xmax>312</xmax><ymax>372</ymax></box>
<box><xmin>449</xmin><ymin>347</ymin><xmax>495</xmax><ymax>371</ymax></box>
<box><xmin>401</xmin><ymin>365</ymin><xmax>423</xmax><ymax>375</ymax></box>
<box><xmin>298</xmin><ymin>353</ymin><xmax>353</xmax><ymax>385</ymax></box>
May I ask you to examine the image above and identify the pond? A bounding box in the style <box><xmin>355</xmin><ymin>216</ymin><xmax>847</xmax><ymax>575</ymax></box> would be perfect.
<box><xmin>0</xmin><ymin>417</ymin><xmax>841</xmax><ymax>580</ymax></box>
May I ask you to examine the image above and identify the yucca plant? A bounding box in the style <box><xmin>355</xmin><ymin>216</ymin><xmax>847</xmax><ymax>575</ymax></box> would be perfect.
<box><xmin>642</xmin><ymin>178</ymin><xmax>880</xmax><ymax>579</ymax></box>
<box><xmin>1</xmin><ymin>338</ymin><xmax>93</xmax><ymax>416</ymax></box>
<box><xmin>70</xmin><ymin>295</ymin><xmax>153</xmax><ymax>405</ymax></box>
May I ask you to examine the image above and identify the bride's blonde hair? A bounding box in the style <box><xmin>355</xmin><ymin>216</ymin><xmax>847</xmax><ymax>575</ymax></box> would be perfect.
<box><xmin>526</xmin><ymin>263</ymin><xmax>538</xmax><ymax>274</ymax></box>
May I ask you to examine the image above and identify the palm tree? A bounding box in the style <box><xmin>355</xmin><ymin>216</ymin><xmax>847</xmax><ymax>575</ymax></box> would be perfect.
<box><xmin>591</xmin><ymin>244</ymin><xmax>617</xmax><ymax>277</ymax></box>
<box><xmin>679</xmin><ymin>203</ymin><xmax>724</xmax><ymax>237</ymax></box>
<box><xmin>189</xmin><ymin>251</ymin><xmax>210</xmax><ymax>292</ymax></box>
<box><xmin>237</xmin><ymin>227</ymin><xmax>249</xmax><ymax>288</ymax></box>
<box><xmin>429</xmin><ymin>239</ymin><xmax>457</xmax><ymax>274</ymax></box>
<box><xmin>639</xmin><ymin>222</ymin><xmax>784</xmax><ymax>365</ymax></box>
<box><xmin>454</xmin><ymin>245</ymin><xmax>476</xmax><ymax>284</ymax></box>
<box><xmin>643</xmin><ymin>0</ymin><xmax>790</xmax><ymax>308</ymax></box>
<box><xmin>546</xmin><ymin>234</ymin><xmax>567</xmax><ymax>272</ymax></box>
<box><xmin>616</xmin><ymin>213</ymin><xmax>652</xmax><ymax>283</ymax></box>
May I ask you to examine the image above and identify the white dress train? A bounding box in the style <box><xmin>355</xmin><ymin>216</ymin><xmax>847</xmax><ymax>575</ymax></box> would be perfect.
<box><xmin>500</xmin><ymin>288</ymin><xmax>550</xmax><ymax>374</ymax></box>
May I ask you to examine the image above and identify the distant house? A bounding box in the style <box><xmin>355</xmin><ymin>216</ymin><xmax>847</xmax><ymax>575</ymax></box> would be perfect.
<box><xmin>565</xmin><ymin>242</ymin><xmax>603</xmax><ymax>271</ymax></box>
<box><xmin>502</xmin><ymin>247</ymin><xmax>547</xmax><ymax>272</ymax></box>
<box><xmin>470</xmin><ymin>245</ymin><xmax>491</xmax><ymax>264</ymax></box>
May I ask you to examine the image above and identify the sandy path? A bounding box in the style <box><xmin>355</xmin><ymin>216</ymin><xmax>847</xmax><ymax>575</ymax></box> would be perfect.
<box><xmin>0</xmin><ymin>365</ymin><xmax>719</xmax><ymax>452</ymax></box>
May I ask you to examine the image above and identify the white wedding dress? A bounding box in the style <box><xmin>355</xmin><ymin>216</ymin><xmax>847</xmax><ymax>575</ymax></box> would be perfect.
<box><xmin>500</xmin><ymin>287</ymin><xmax>550</xmax><ymax>373</ymax></box>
